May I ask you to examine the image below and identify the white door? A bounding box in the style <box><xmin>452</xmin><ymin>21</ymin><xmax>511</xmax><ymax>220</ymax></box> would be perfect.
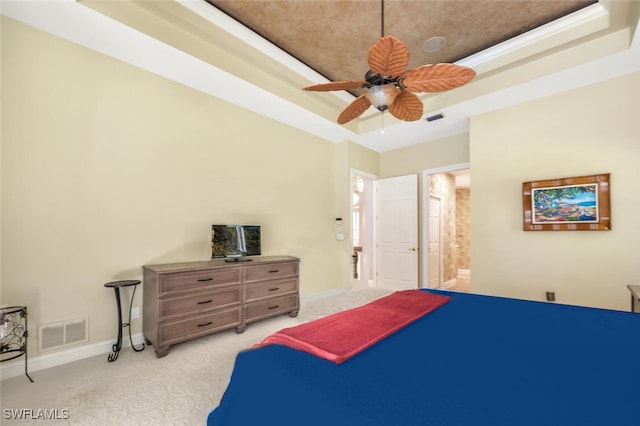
<box><xmin>375</xmin><ymin>174</ymin><xmax>418</xmax><ymax>290</ymax></box>
<box><xmin>428</xmin><ymin>196</ymin><xmax>442</xmax><ymax>288</ymax></box>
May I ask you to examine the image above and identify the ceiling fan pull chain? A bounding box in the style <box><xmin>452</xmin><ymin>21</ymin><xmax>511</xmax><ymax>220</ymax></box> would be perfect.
<box><xmin>380</xmin><ymin>112</ymin><xmax>385</xmax><ymax>134</ymax></box>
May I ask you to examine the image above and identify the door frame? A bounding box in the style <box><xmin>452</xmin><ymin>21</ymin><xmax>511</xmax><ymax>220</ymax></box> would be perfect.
<box><xmin>428</xmin><ymin>194</ymin><xmax>443</xmax><ymax>288</ymax></box>
<box><xmin>421</xmin><ymin>162</ymin><xmax>470</xmax><ymax>289</ymax></box>
<box><xmin>350</xmin><ymin>169</ymin><xmax>378</xmax><ymax>289</ymax></box>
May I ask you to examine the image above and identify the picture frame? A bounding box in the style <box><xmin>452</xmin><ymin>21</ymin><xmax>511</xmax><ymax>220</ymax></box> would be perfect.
<box><xmin>522</xmin><ymin>173</ymin><xmax>611</xmax><ymax>231</ymax></box>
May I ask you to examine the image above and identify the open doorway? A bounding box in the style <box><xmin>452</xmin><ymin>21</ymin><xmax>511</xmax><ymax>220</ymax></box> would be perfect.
<box><xmin>351</xmin><ymin>170</ymin><xmax>376</xmax><ymax>290</ymax></box>
<box><xmin>422</xmin><ymin>164</ymin><xmax>471</xmax><ymax>292</ymax></box>
<box><xmin>352</xmin><ymin>167</ymin><xmax>465</xmax><ymax>292</ymax></box>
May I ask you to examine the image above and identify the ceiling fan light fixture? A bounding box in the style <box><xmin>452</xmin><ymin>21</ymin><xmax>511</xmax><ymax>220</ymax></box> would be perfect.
<box><xmin>365</xmin><ymin>84</ymin><xmax>400</xmax><ymax>112</ymax></box>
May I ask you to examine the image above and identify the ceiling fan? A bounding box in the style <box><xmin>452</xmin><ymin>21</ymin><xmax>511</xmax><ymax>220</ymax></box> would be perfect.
<box><xmin>303</xmin><ymin>35</ymin><xmax>476</xmax><ymax>125</ymax></box>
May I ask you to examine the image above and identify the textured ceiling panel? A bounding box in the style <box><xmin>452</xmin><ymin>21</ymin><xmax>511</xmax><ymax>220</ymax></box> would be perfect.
<box><xmin>208</xmin><ymin>0</ymin><xmax>596</xmax><ymax>84</ymax></box>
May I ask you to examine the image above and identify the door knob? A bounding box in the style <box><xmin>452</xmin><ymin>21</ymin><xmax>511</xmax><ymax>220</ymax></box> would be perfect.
<box><xmin>409</xmin><ymin>248</ymin><xmax>418</xmax><ymax>251</ymax></box>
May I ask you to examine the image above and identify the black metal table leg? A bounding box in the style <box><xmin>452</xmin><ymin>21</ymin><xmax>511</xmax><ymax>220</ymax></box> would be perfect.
<box><xmin>127</xmin><ymin>284</ymin><xmax>145</xmax><ymax>353</ymax></box>
<box><xmin>104</xmin><ymin>280</ymin><xmax>145</xmax><ymax>362</ymax></box>
<box><xmin>108</xmin><ymin>286</ymin><xmax>124</xmax><ymax>362</ymax></box>
<box><xmin>23</xmin><ymin>308</ymin><xmax>34</xmax><ymax>382</ymax></box>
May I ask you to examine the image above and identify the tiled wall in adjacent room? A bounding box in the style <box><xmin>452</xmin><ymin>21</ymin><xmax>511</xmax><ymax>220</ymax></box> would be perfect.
<box><xmin>430</xmin><ymin>173</ymin><xmax>457</xmax><ymax>282</ymax></box>
<box><xmin>455</xmin><ymin>187</ymin><xmax>471</xmax><ymax>270</ymax></box>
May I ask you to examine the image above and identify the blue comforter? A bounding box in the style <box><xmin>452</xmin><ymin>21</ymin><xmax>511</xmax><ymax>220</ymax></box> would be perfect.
<box><xmin>208</xmin><ymin>290</ymin><xmax>640</xmax><ymax>425</ymax></box>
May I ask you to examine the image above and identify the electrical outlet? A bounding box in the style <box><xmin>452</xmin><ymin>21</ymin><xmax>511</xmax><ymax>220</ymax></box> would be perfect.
<box><xmin>131</xmin><ymin>307</ymin><xmax>140</xmax><ymax>319</ymax></box>
<box><xmin>546</xmin><ymin>292</ymin><xmax>556</xmax><ymax>302</ymax></box>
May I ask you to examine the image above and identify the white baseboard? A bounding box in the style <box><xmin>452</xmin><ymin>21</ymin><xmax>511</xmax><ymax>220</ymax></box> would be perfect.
<box><xmin>0</xmin><ymin>333</ymin><xmax>145</xmax><ymax>381</ymax></box>
<box><xmin>1</xmin><ymin>289</ymin><xmax>351</xmax><ymax>381</ymax></box>
<box><xmin>0</xmin><ymin>289</ymin><xmax>348</xmax><ymax>380</ymax></box>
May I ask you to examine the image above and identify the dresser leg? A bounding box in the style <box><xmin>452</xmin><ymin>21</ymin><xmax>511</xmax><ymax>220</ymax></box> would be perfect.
<box><xmin>235</xmin><ymin>325</ymin><xmax>247</xmax><ymax>334</ymax></box>
<box><xmin>288</xmin><ymin>310</ymin><xmax>299</xmax><ymax>318</ymax></box>
<box><xmin>154</xmin><ymin>346</ymin><xmax>170</xmax><ymax>358</ymax></box>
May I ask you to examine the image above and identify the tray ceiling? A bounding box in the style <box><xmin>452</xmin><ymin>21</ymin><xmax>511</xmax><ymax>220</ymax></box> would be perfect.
<box><xmin>207</xmin><ymin>0</ymin><xmax>595</xmax><ymax>86</ymax></box>
<box><xmin>5</xmin><ymin>0</ymin><xmax>638</xmax><ymax>152</ymax></box>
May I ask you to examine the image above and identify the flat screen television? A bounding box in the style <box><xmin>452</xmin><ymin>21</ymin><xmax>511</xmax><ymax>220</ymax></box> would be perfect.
<box><xmin>211</xmin><ymin>225</ymin><xmax>261</xmax><ymax>262</ymax></box>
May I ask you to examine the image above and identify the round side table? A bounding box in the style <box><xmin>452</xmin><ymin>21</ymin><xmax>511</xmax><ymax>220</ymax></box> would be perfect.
<box><xmin>104</xmin><ymin>280</ymin><xmax>145</xmax><ymax>362</ymax></box>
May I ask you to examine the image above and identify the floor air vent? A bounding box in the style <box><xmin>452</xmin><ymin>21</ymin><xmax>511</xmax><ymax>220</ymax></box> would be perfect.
<box><xmin>38</xmin><ymin>318</ymin><xmax>88</xmax><ymax>351</ymax></box>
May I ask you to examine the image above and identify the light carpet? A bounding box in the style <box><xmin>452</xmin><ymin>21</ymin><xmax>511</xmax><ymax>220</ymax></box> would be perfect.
<box><xmin>1</xmin><ymin>288</ymin><xmax>391</xmax><ymax>425</ymax></box>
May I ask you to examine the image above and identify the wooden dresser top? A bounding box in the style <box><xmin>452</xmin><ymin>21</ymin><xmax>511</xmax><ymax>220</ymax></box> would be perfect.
<box><xmin>143</xmin><ymin>255</ymin><xmax>299</xmax><ymax>274</ymax></box>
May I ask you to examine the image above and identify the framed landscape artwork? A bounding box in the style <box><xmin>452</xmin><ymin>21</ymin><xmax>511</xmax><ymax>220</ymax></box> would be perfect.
<box><xmin>522</xmin><ymin>173</ymin><xmax>611</xmax><ymax>231</ymax></box>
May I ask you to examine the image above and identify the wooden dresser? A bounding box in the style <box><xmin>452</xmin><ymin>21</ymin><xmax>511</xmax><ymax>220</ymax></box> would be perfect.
<box><xmin>142</xmin><ymin>256</ymin><xmax>299</xmax><ymax>357</ymax></box>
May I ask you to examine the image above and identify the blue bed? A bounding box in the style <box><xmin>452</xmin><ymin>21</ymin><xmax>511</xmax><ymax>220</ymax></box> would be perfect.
<box><xmin>207</xmin><ymin>290</ymin><xmax>640</xmax><ymax>425</ymax></box>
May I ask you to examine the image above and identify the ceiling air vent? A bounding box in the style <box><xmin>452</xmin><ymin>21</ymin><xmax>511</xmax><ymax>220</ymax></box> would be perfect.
<box><xmin>426</xmin><ymin>113</ymin><xmax>444</xmax><ymax>122</ymax></box>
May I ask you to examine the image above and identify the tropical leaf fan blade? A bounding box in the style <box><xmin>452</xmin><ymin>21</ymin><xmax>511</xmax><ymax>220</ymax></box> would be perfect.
<box><xmin>388</xmin><ymin>90</ymin><xmax>423</xmax><ymax>121</ymax></box>
<box><xmin>337</xmin><ymin>95</ymin><xmax>372</xmax><ymax>124</ymax></box>
<box><xmin>368</xmin><ymin>35</ymin><xmax>409</xmax><ymax>77</ymax></box>
<box><xmin>304</xmin><ymin>80</ymin><xmax>367</xmax><ymax>91</ymax></box>
<box><xmin>401</xmin><ymin>64</ymin><xmax>476</xmax><ymax>93</ymax></box>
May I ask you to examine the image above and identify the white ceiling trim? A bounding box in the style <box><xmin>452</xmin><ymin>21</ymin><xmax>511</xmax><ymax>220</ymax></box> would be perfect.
<box><xmin>458</xmin><ymin>1</ymin><xmax>611</xmax><ymax>72</ymax></box>
<box><xmin>359</xmin><ymin>27</ymin><xmax>640</xmax><ymax>153</ymax></box>
<box><xmin>2</xmin><ymin>0</ymin><xmax>638</xmax><ymax>153</ymax></box>
<box><xmin>177</xmin><ymin>0</ymin><xmax>356</xmax><ymax>106</ymax></box>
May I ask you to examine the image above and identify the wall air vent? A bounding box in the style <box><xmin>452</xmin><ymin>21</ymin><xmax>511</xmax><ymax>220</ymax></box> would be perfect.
<box><xmin>38</xmin><ymin>318</ymin><xmax>88</xmax><ymax>351</ymax></box>
<box><xmin>426</xmin><ymin>113</ymin><xmax>444</xmax><ymax>122</ymax></box>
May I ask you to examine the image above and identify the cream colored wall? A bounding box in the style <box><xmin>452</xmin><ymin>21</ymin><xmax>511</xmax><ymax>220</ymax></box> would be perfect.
<box><xmin>1</xmin><ymin>17</ymin><xmax>350</xmax><ymax>355</ymax></box>
<box><xmin>379</xmin><ymin>133</ymin><xmax>469</xmax><ymax>177</ymax></box>
<box><xmin>4</xmin><ymin>14</ymin><xmax>637</xmax><ymax>365</ymax></box>
<box><xmin>348</xmin><ymin>141</ymin><xmax>379</xmax><ymax>176</ymax></box>
<box><xmin>471</xmin><ymin>72</ymin><xmax>640</xmax><ymax>311</ymax></box>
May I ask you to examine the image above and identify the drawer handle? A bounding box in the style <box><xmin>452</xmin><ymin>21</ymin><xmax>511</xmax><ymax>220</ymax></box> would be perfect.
<box><xmin>197</xmin><ymin>299</ymin><xmax>213</xmax><ymax>305</ymax></box>
<box><xmin>268</xmin><ymin>269</ymin><xmax>280</xmax><ymax>273</ymax></box>
<box><xmin>268</xmin><ymin>287</ymin><xmax>280</xmax><ymax>292</ymax></box>
<box><xmin>197</xmin><ymin>322</ymin><xmax>213</xmax><ymax>327</ymax></box>
<box><xmin>197</xmin><ymin>278</ymin><xmax>213</xmax><ymax>282</ymax></box>
<box><xmin>268</xmin><ymin>305</ymin><xmax>280</xmax><ymax>310</ymax></box>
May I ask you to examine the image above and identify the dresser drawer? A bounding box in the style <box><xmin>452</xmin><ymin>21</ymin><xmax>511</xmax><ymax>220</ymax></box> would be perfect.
<box><xmin>244</xmin><ymin>262</ymin><xmax>298</xmax><ymax>283</ymax></box>
<box><xmin>160</xmin><ymin>268</ymin><xmax>241</xmax><ymax>294</ymax></box>
<box><xmin>245</xmin><ymin>278</ymin><xmax>297</xmax><ymax>303</ymax></box>
<box><xmin>159</xmin><ymin>307</ymin><xmax>241</xmax><ymax>345</ymax></box>
<box><xmin>244</xmin><ymin>294</ymin><xmax>298</xmax><ymax>322</ymax></box>
<box><xmin>159</xmin><ymin>286</ymin><xmax>241</xmax><ymax>320</ymax></box>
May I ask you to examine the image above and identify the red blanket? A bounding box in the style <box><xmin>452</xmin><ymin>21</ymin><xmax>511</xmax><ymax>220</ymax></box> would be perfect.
<box><xmin>253</xmin><ymin>290</ymin><xmax>450</xmax><ymax>364</ymax></box>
